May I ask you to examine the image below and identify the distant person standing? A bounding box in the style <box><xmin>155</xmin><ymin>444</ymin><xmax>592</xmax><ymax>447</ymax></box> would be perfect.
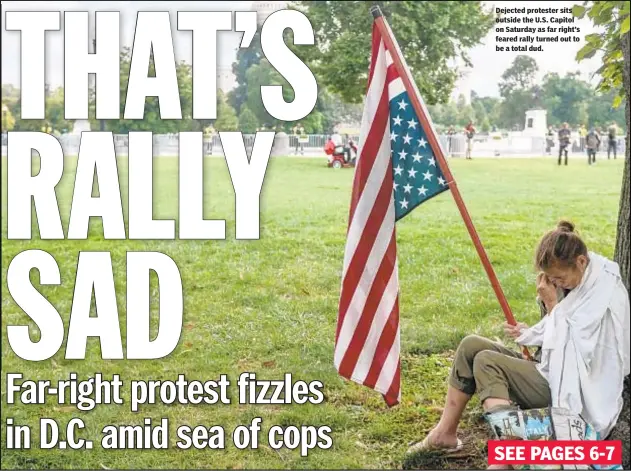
<box><xmin>545</xmin><ymin>126</ymin><xmax>555</xmax><ymax>155</ymax></box>
<box><xmin>293</xmin><ymin>124</ymin><xmax>306</xmax><ymax>155</ymax></box>
<box><xmin>607</xmin><ymin>122</ymin><xmax>618</xmax><ymax>159</ymax></box>
<box><xmin>558</xmin><ymin>122</ymin><xmax>571</xmax><ymax>166</ymax></box>
<box><xmin>464</xmin><ymin>121</ymin><xmax>476</xmax><ymax>160</ymax></box>
<box><xmin>447</xmin><ymin>125</ymin><xmax>456</xmax><ymax>156</ymax></box>
<box><xmin>579</xmin><ymin>124</ymin><xmax>587</xmax><ymax>151</ymax></box>
<box><xmin>203</xmin><ymin>125</ymin><xmax>215</xmax><ymax>156</ymax></box>
<box><xmin>586</xmin><ymin>127</ymin><xmax>601</xmax><ymax>165</ymax></box>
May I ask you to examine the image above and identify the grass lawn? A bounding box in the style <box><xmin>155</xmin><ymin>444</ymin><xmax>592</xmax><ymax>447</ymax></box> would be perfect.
<box><xmin>0</xmin><ymin>155</ymin><xmax>625</xmax><ymax>469</ymax></box>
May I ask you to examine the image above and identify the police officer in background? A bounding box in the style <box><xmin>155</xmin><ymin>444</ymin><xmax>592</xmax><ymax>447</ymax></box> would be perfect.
<box><xmin>579</xmin><ymin>124</ymin><xmax>587</xmax><ymax>152</ymax></box>
<box><xmin>557</xmin><ymin>122</ymin><xmax>571</xmax><ymax>166</ymax></box>
<box><xmin>586</xmin><ymin>127</ymin><xmax>601</xmax><ymax>165</ymax></box>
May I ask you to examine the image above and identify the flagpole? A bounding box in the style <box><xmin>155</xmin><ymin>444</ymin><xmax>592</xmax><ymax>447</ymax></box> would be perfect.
<box><xmin>370</xmin><ymin>6</ymin><xmax>531</xmax><ymax>359</ymax></box>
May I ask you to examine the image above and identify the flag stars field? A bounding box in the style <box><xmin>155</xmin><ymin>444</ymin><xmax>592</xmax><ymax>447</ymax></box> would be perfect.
<box><xmin>387</xmin><ymin>92</ymin><xmax>449</xmax><ymax>222</ymax></box>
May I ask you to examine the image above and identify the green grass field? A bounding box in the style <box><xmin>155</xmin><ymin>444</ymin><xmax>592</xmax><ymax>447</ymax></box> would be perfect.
<box><xmin>0</xmin><ymin>155</ymin><xmax>625</xmax><ymax>469</ymax></box>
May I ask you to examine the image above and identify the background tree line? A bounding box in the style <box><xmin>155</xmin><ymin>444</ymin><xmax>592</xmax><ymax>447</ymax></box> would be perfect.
<box><xmin>427</xmin><ymin>56</ymin><xmax>626</xmax><ymax>133</ymax></box>
<box><xmin>2</xmin><ymin>53</ymin><xmax>625</xmax><ymax>136</ymax></box>
<box><xmin>0</xmin><ymin>1</ymin><xmax>626</xmax><ymax>138</ymax></box>
<box><xmin>1</xmin><ymin>43</ymin><xmax>363</xmax><ymax>136</ymax></box>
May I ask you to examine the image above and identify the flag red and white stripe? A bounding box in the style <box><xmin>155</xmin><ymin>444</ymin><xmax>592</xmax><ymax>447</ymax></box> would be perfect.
<box><xmin>334</xmin><ymin>23</ymin><xmax>405</xmax><ymax>406</ymax></box>
<box><xmin>335</xmin><ymin>11</ymin><xmax>521</xmax><ymax>404</ymax></box>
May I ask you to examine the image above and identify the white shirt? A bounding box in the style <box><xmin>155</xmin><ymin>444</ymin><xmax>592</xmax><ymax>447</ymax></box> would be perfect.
<box><xmin>331</xmin><ymin>133</ymin><xmax>343</xmax><ymax>146</ymax></box>
<box><xmin>516</xmin><ymin>252</ymin><xmax>630</xmax><ymax>437</ymax></box>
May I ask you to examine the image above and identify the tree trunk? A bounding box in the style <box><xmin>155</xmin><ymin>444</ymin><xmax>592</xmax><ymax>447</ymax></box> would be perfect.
<box><xmin>615</xmin><ymin>29</ymin><xmax>630</xmax><ymax>294</ymax></box>
<box><xmin>609</xmin><ymin>27</ymin><xmax>630</xmax><ymax>471</ymax></box>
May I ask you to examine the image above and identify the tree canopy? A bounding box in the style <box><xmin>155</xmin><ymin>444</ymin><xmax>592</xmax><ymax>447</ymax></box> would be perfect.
<box><xmin>2</xmin><ymin>84</ymin><xmax>70</xmax><ymax>133</ymax></box>
<box><xmin>95</xmin><ymin>48</ymin><xmax>196</xmax><ymax>134</ymax></box>
<box><xmin>2</xmin><ymin>3</ymin><xmax>628</xmax><ymax>136</ymax></box>
<box><xmin>498</xmin><ymin>56</ymin><xmax>539</xmax><ymax>96</ymax></box>
<box><xmin>574</xmin><ymin>1</ymin><xmax>630</xmax><ymax>107</ymax></box>
<box><xmin>426</xmin><ymin>62</ymin><xmax>626</xmax><ymax>133</ymax></box>
<box><xmin>291</xmin><ymin>1</ymin><xmax>494</xmax><ymax>104</ymax></box>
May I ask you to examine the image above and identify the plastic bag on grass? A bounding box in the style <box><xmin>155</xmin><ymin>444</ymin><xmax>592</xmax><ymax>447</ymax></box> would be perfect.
<box><xmin>483</xmin><ymin>406</ymin><xmax>622</xmax><ymax>470</ymax></box>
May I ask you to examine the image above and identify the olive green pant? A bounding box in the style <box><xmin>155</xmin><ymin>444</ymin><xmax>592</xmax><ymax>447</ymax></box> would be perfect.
<box><xmin>449</xmin><ymin>335</ymin><xmax>551</xmax><ymax>409</ymax></box>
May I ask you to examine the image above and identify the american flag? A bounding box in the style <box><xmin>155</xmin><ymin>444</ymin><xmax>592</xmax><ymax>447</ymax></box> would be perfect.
<box><xmin>334</xmin><ymin>21</ymin><xmax>450</xmax><ymax>406</ymax></box>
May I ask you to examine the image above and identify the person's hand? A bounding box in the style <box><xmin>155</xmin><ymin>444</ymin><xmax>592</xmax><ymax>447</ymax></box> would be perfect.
<box><xmin>536</xmin><ymin>272</ymin><xmax>558</xmax><ymax>311</ymax></box>
<box><xmin>504</xmin><ymin>321</ymin><xmax>528</xmax><ymax>340</ymax></box>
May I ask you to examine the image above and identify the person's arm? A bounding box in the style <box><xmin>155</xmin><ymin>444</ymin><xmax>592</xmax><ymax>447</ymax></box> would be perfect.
<box><xmin>504</xmin><ymin>321</ymin><xmax>529</xmax><ymax>340</ymax></box>
<box><xmin>504</xmin><ymin>278</ymin><xmax>554</xmax><ymax>341</ymax></box>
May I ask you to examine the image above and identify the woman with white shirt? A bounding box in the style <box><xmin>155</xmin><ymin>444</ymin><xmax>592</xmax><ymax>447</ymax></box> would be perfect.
<box><xmin>407</xmin><ymin>221</ymin><xmax>630</xmax><ymax>468</ymax></box>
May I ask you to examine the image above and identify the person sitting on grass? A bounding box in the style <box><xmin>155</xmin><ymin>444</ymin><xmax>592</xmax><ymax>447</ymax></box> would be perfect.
<box><xmin>406</xmin><ymin>221</ymin><xmax>630</xmax><ymax>469</ymax></box>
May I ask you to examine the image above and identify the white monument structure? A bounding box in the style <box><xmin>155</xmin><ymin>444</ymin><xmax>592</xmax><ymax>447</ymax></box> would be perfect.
<box><xmin>252</xmin><ymin>1</ymin><xmax>289</xmax><ymax>25</ymax></box>
<box><xmin>496</xmin><ymin>109</ymin><xmax>547</xmax><ymax>156</ymax></box>
<box><xmin>215</xmin><ymin>3</ymin><xmax>287</xmax><ymax>92</ymax></box>
<box><xmin>522</xmin><ymin>109</ymin><xmax>547</xmax><ymax>137</ymax></box>
<box><xmin>450</xmin><ymin>59</ymin><xmax>472</xmax><ymax>105</ymax></box>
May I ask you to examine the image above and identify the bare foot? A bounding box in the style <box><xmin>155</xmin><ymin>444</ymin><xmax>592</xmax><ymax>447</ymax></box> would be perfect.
<box><xmin>407</xmin><ymin>427</ymin><xmax>459</xmax><ymax>453</ymax></box>
<box><xmin>425</xmin><ymin>428</ymin><xmax>459</xmax><ymax>449</ymax></box>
